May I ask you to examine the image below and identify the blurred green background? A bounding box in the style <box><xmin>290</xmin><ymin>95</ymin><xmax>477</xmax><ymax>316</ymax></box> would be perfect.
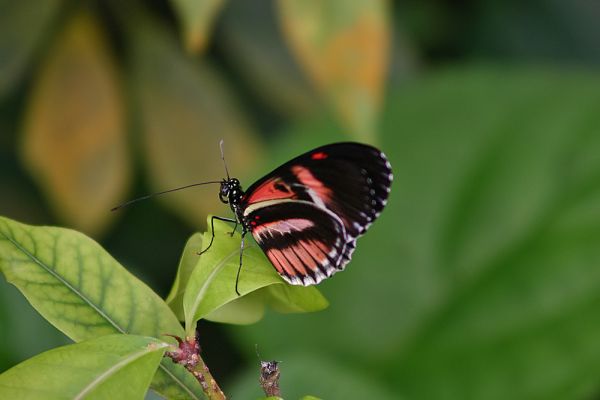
<box><xmin>1</xmin><ymin>1</ymin><xmax>600</xmax><ymax>399</ymax></box>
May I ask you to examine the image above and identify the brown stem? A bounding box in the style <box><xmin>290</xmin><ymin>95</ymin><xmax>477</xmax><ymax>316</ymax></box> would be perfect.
<box><xmin>164</xmin><ymin>331</ymin><xmax>226</xmax><ymax>400</ymax></box>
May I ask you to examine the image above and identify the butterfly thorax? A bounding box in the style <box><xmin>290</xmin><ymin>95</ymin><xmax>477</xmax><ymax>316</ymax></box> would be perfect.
<box><xmin>219</xmin><ymin>178</ymin><xmax>247</xmax><ymax>226</ymax></box>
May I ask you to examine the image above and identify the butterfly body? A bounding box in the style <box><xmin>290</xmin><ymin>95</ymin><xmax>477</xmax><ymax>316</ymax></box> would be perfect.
<box><xmin>216</xmin><ymin>142</ymin><xmax>392</xmax><ymax>288</ymax></box>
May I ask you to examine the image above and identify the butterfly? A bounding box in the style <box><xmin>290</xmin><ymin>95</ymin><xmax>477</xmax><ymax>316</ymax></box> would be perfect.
<box><xmin>200</xmin><ymin>142</ymin><xmax>393</xmax><ymax>294</ymax></box>
<box><xmin>113</xmin><ymin>142</ymin><xmax>393</xmax><ymax>295</ymax></box>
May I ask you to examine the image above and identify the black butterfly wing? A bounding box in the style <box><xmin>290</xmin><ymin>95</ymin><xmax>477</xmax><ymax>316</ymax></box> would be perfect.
<box><xmin>242</xmin><ymin>142</ymin><xmax>393</xmax><ymax>241</ymax></box>
<box><xmin>244</xmin><ymin>200</ymin><xmax>352</xmax><ymax>285</ymax></box>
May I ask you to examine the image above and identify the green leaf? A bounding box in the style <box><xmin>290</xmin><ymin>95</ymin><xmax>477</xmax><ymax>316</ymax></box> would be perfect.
<box><xmin>170</xmin><ymin>0</ymin><xmax>225</xmax><ymax>53</ymax></box>
<box><xmin>0</xmin><ymin>216</ymin><xmax>204</xmax><ymax>399</ymax></box>
<box><xmin>166</xmin><ymin>232</ymin><xmax>203</xmax><ymax>320</ymax></box>
<box><xmin>265</xmin><ymin>284</ymin><xmax>329</xmax><ymax>314</ymax></box>
<box><xmin>183</xmin><ymin>218</ymin><xmax>327</xmax><ymax>331</ymax></box>
<box><xmin>0</xmin><ymin>0</ymin><xmax>63</xmax><ymax>98</ymax></box>
<box><xmin>0</xmin><ymin>334</ymin><xmax>167</xmax><ymax>400</ymax></box>
<box><xmin>231</xmin><ymin>67</ymin><xmax>600</xmax><ymax>399</ymax></box>
<box><xmin>204</xmin><ymin>289</ymin><xmax>266</xmax><ymax>325</ymax></box>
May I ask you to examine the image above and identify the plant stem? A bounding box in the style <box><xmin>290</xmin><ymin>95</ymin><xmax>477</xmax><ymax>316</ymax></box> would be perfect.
<box><xmin>165</xmin><ymin>331</ymin><xmax>226</xmax><ymax>400</ymax></box>
<box><xmin>190</xmin><ymin>349</ymin><xmax>226</xmax><ymax>400</ymax></box>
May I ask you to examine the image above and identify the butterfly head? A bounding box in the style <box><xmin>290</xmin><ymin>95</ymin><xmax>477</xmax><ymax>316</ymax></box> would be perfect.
<box><xmin>219</xmin><ymin>178</ymin><xmax>243</xmax><ymax>205</ymax></box>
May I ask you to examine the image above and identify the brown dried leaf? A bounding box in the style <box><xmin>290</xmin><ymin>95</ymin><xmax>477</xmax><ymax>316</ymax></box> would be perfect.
<box><xmin>21</xmin><ymin>11</ymin><xmax>129</xmax><ymax>236</ymax></box>
<box><xmin>170</xmin><ymin>0</ymin><xmax>226</xmax><ymax>53</ymax></box>
<box><xmin>277</xmin><ymin>0</ymin><xmax>391</xmax><ymax>141</ymax></box>
<box><xmin>130</xmin><ymin>16</ymin><xmax>262</xmax><ymax>227</ymax></box>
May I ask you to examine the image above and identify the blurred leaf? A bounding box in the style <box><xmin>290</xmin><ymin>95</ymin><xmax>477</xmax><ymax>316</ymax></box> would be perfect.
<box><xmin>471</xmin><ymin>0</ymin><xmax>600</xmax><ymax>65</ymax></box>
<box><xmin>129</xmin><ymin>14</ymin><xmax>263</xmax><ymax>228</ymax></box>
<box><xmin>227</xmin><ymin>352</ymin><xmax>397</xmax><ymax>400</ymax></box>
<box><xmin>183</xmin><ymin>218</ymin><xmax>327</xmax><ymax>332</ymax></box>
<box><xmin>0</xmin><ymin>334</ymin><xmax>167</xmax><ymax>400</ymax></box>
<box><xmin>277</xmin><ymin>0</ymin><xmax>390</xmax><ymax>141</ymax></box>
<box><xmin>231</xmin><ymin>67</ymin><xmax>600</xmax><ymax>399</ymax></box>
<box><xmin>20</xmin><ymin>11</ymin><xmax>129</xmax><ymax>237</ymax></box>
<box><xmin>0</xmin><ymin>216</ymin><xmax>204</xmax><ymax>399</ymax></box>
<box><xmin>0</xmin><ymin>0</ymin><xmax>63</xmax><ymax>98</ymax></box>
<box><xmin>166</xmin><ymin>232</ymin><xmax>203</xmax><ymax>320</ymax></box>
<box><xmin>219</xmin><ymin>0</ymin><xmax>320</xmax><ymax>118</ymax></box>
<box><xmin>170</xmin><ymin>0</ymin><xmax>226</xmax><ymax>53</ymax></box>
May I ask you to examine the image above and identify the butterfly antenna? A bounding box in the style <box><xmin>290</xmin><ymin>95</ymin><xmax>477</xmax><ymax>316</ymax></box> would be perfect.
<box><xmin>219</xmin><ymin>139</ymin><xmax>231</xmax><ymax>180</ymax></box>
<box><xmin>255</xmin><ymin>344</ymin><xmax>262</xmax><ymax>361</ymax></box>
<box><xmin>111</xmin><ymin>181</ymin><xmax>222</xmax><ymax>211</ymax></box>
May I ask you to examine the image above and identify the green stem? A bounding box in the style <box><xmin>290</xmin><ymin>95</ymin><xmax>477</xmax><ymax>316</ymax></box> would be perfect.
<box><xmin>192</xmin><ymin>353</ymin><xmax>226</xmax><ymax>400</ymax></box>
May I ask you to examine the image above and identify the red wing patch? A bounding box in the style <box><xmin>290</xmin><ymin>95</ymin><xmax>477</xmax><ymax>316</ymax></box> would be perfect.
<box><xmin>291</xmin><ymin>165</ymin><xmax>333</xmax><ymax>205</ymax></box>
<box><xmin>243</xmin><ymin>177</ymin><xmax>298</xmax><ymax>205</ymax></box>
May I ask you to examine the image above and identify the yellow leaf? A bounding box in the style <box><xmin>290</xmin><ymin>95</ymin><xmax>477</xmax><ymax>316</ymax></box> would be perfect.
<box><xmin>21</xmin><ymin>11</ymin><xmax>129</xmax><ymax>236</ymax></box>
<box><xmin>171</xmin><ymin>0</ymin><xmax>226</xmax><ymax>53</ymax></box>
<box><xmin>277</xmin><ymin>0</ymin><xmax>391</xmax><ymax>141</ymax></box>
<box><xmin>130</xmin><ymin>16</ymin><xmax>263</xmax><ymax>227</ymax></box>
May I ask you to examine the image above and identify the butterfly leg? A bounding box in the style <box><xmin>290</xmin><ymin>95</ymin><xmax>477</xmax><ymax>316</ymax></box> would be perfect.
<box><xmin>234</xmin><ymin>231</ymin><xmax>247</xmax><ymax>296</ymax></box>
<box><xmin>229</xmin><ymin>220</ymin><xmax>239</xmax><ymax>237</ymax></box>
<box><xmin>197</xmin><ymin>215</ymin><xmax>237</xmax><ymax>256</ymax></box>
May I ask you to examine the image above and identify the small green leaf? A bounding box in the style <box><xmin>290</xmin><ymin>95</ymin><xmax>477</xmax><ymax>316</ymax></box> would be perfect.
<box><xmin>0</xmin><ymin>216</ymin><xmax>204</xmax><ymax>399</ymax></box>
<box><xmin>204</xmin><ymin>289</ymin><xmax>266</xmax><ymax>325</ymax></box>
<box><xmin>0</xmin><ymin>334</ymin><xmax>167</xmax><ymax>400</ymax></box>
<box><xmin>266</xmin><ymin>284</ymin><xmax>328</xmax><ymax>314</ymax></box>
<box><xmin>166</xmin><ymin>232</ymin><xmax>203</xmax><ymax>320</ymax></box>
<box><xmin>183</xmin><ymin>218</ymin><xmax>327</xmax><ymax>331</ymax></box>
<box><xmin>170</xmin><ymin>0</ymin><xmax>225</xmax><ymax>53</ymax></box>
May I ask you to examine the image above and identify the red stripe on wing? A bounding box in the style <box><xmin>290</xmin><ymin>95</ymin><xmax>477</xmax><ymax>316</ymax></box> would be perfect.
<box><xmin>291</xmin><ymin>165</ymin><xmax>333</xmax><ymax>204</ymax></box>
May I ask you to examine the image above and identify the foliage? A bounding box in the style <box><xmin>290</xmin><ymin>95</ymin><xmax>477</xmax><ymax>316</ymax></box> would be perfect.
<box><xmin>0</xmin><ymin>335</ymin><xmax>168</xmax><ymax>400</ymax></box>
<box><xmin>1</xmin><ymin>0</ymin><xmax>600</xmax><ymax>399</ymax></box>
<box><xmin>177</xmin><ymin>217</ymin><xmax>327</xmax><ymax>332</ymax></box>
<box><xmin>0</xmin><ymin>215</ymin><xmax>326</xmax><ymax>398</ymax></box>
